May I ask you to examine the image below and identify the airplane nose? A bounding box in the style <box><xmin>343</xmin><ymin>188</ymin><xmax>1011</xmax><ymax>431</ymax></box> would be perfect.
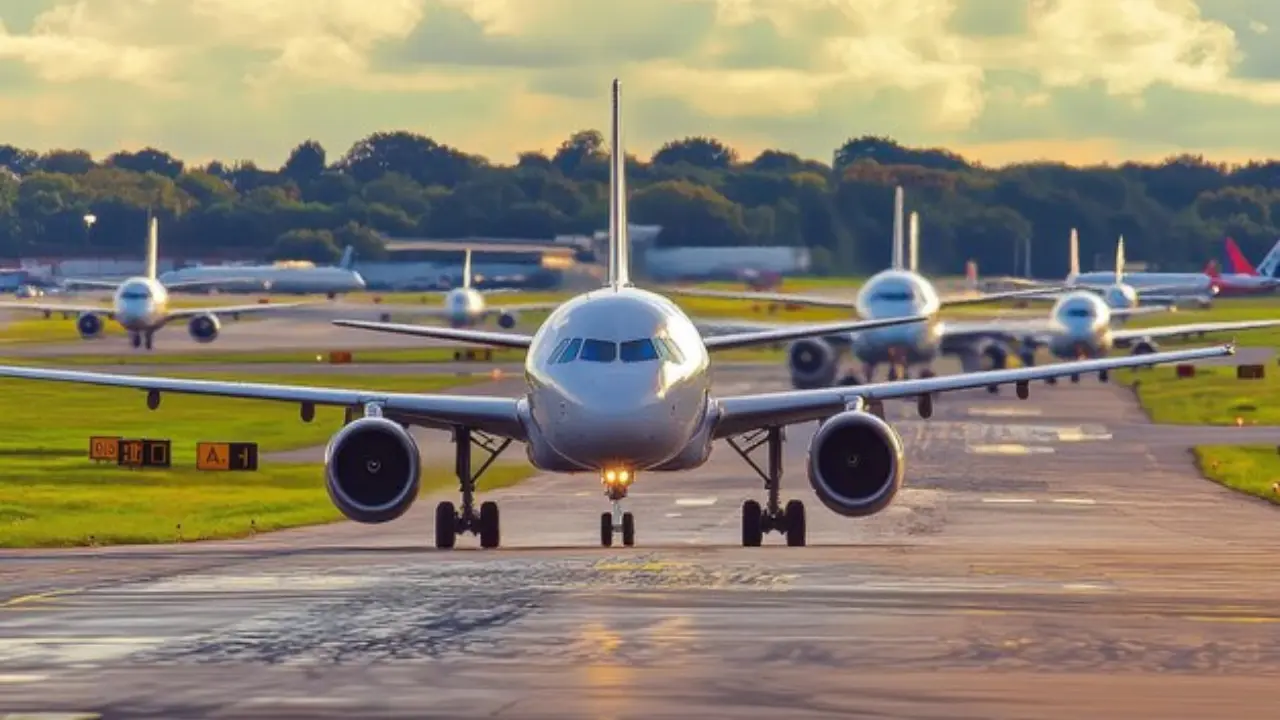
<box><xmin>552</xmin><ymin>376</ymin><xmax>688</xmax><ymax>467</ymax></box>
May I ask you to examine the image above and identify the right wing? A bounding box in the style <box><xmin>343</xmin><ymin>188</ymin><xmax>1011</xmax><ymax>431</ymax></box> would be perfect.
<box><xmin>712</xmin><ymin>343</ymin><xmax>1233</xmax><ymax>437</ymax></box>
<box><xmin>331</xmin><ymin>319</ymin><xmax>533</xmax><ymax>349</ymax></box>
<box><xmin>701</xmin><ymin>315</ymin><xmax>928</xmax><ymax>351</ymax></box>
<box><xmin>59</xmin><ymin>278</ymin><xmax>123</xmax><ymax>290</ymax></box>
<box><xmin>668</xmin><ymin>285</ymin><xmax>1063</xmax><ymax>310</ymax></box>
<box><xmin>0</xmin><ymin>301</ymin><xmax>114</xmax><ymax>318</ymax></box>
<box><xmin>0</xmin><ymin>365</ymin><xmax>526</xmax><ymax>439</ymax></box>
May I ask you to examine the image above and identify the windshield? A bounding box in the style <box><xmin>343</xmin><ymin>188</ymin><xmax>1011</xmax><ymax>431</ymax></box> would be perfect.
<box><xmin>620</xmin><ymin>339</ymin><xmax>659</xmax><ymax>363</ymax></box>
<box><xmin>873</xmin><ymin>291</ymin><xmax>913</xmax><ymax>302</ymax></box>
<box><xmin>579</xmin><ymin>339</ymin><xmax>617</xmax><ymax>363</ymax></box>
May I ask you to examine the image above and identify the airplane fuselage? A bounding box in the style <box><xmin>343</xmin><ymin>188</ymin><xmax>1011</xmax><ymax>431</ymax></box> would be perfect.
<box><xmin>158</xmin><ymin>266</ymin><xmax>366</xmax><ymax>295</ymax></box>
<box><xmin>112</xmin><ymin>277</ymin><xmax>169</xmax><ymax>333</ymax></box>
<box><xmin>1074</xmin><ymin>272</ymin><xmax>1211</xmax><ymax>293</ymax></box>
<box><xmin>847</xmin><ymin>269</ymin><xmax>944</xmax><ymax>366</ymax></box>
<box><xmin>523</xmin><ymin>286</ymin><xmax>712</xmax><ymax>473</ymax></box>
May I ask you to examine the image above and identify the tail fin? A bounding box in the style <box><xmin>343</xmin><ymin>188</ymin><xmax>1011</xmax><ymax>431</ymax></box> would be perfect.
<box><xmin>606</xmin><ymin>79</ymin><xmax>632</xmax><ymax>287</ymax></box>
<box><xmin>338</xmin><ymin>245</ymin><xmax>355</xmax><ymax>270</ymax></box>
<box><xmin>965</xmin><ymin>260</ymin><xmax>978</xmax><ymax>290</ymax></box>
<box><xmin>1068</xmin><ymin>228</ymin><xmax>1080</xmax><ymax>280</ymax></box>
<box><xmin>891</xmin><ymin>186</ymin><xmax>904</xmax><ymax>270</ymax></box>
<box><xmin>1115</xmin><ymin>235</ymin><xmax>1126</xmax><ymax>284</ymax></box>
<box><xmin>462</xmin><ymin>248</ymin><xmax>473</xmax><ymax>290</ymax></box>
<box><xmin>907</xmin><ymin>211</ymin><xmax>919</xmax><ymax>273</ymax></box>
<box><xmin>144</xmin><ymin>214</ymin><xmax>158</xmax><ymax>280</ymax></box>
<box><xmin>1256</xmin><ymin>239</ymin><xmax>1280</xmax><ymax>278</ymax></box>
<box><xmin>1204</xmin><ymin>259</ymin><xmax>1220</xmax><ymax>277</ymax></box>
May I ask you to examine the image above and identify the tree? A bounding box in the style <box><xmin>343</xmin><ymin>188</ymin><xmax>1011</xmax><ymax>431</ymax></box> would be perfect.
<box><xmin>40</xmin><ymin>150</ymin><xmax>95</xmax><ymax>175</ymax></box>
<box><xmin>106</xmin><ymin>147</ymin><xmax>184</xmax><ymax>178</ymax></box>
<box><xmin>281</xmin><ymin>140</ymin><xmax>326</xmax><ymax>185</ymax></box>
<box><xmin>269</xmin><ymin>228</ymin><xmax>341</xmax><ymax>263</ymax></box>
<box><xmin>651</xmin><ymin>137</ymin><xmax>738</xmax><ymax>169</ymax></box>
<box><xmin>551</xmin><ymin>130</ymin><xmax>606</xmax><ymax>177</ymax></box>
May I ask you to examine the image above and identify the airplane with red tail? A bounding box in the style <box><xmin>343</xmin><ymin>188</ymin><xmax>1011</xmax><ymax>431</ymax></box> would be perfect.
<box><xmin>1205</xmin><ymin>238</ymin><xmax>1280</xmax><ymax>295</ymax></box>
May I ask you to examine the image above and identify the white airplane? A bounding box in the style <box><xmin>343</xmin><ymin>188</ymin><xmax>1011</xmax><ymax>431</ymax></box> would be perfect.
<box><xmin>0</xmin><ymin>218</ymin><xmax>311</xmax><ymax>349</ymax></box>
<box><xmin>668</xmin><ymin>190</ymin><xmax>1074</xmax><ymax>389</ymax></box>
<box><xmin>158</xmin><ymin>245</ymin><xmax>367</xmax><ymax>298</ymax></box>
<box><xmin>0</xmin><ymin>80</ymin><xmax>1233</xmax><ymax>550</ymax></box>
<box><xmin>406</xmin><ymin>249</ymin><xmax>564</xmax><ymax>329</ymax></box>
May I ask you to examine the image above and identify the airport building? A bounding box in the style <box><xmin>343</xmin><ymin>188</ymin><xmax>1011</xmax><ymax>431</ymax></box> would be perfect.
<box><xmin>354</xmin><ymin>237</ymin><xmax>586</xmax><ymax>290</ymax></box>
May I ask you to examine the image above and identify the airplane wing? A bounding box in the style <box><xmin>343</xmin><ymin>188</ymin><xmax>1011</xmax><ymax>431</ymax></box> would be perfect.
<box><xmin>669</xmin><ymin>286</ymin><xmax>1063</xmax><ymax>311</ymax></box>
<box><xmin>0</xmin><ymin>301</ymin><xmax>113</xmax><ymax>318</ymax></box>
<box><xmin>0</xmin><ymin>365</ymin><xmax>526</xmax><ymax>438</ymax></box>
<box><xmin>59</xmin><ymin>278</ymin><xmax>123</xmax><ymax>290</ymax></box>
<box><xmin>1112</xmin><ymin>318</ymin><xmax>1280</xmax><ymax>344</ymax></box>
<box><xmin>935</xmin><ymin>287</ymin><xmax>1067</xmax><ymax>307</ymax></box>
<box><xmin>486</xmin><ymin>302</ymin><xmax>563</xmax><ymax>315</ymax></box>
<box><xmin>711</xmin><ymin>343</ymin><xmax>1233</xmax><ymax>437</ymax></box>
<box><xmin>165</xmin><ymin>302</ymin><xmax>315</xmax><ymax>320</ymax></box>
<box><xmin>333</xmin><ymin>316</ymin><xmax>929</xmax><ymax>353</ymax></box>
<box><xmin>1110</xmin><ymin>305</ymin><xmax>1172</xmax><ymax>319</ymax></box>
<box><xmin>331</xmin><ymin>320</ymin><xmax>533</xmax><ymax>349</ymax></box>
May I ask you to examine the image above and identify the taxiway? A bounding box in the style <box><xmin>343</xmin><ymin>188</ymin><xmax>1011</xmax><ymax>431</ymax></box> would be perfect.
<box><xmin>1</xmin><ymin>360</ymin><xmax>1278</xmax><ymax>718</ymax></box>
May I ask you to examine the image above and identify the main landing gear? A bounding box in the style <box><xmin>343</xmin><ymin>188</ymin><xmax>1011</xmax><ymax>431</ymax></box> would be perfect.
<box><xmin>434</xmin><ymin>426</ymin><xmax>512</xmax><ymax>550</ymax></box>
<box><xmin>129</xmin><ymin>332</ymin><xmax>155</xmax><ymax>350</ymax></box>
<box><xmin>600</xmin><ymin>469</ymin><xmax>636</xmax><ymax>547</ymax></box>
<box><xmin>726</xmin><ymin>426</ymin><xmax>806</xmax><ymax>547</ymax></box>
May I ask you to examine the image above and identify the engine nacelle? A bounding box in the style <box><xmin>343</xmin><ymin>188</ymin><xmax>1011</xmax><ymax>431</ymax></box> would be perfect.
<box><xmin>498</xmin><ymin>312</ymin><xmax>518</xmax><ymax>329</ymax></box>
<box><xmin>978</xmin><ymin>340</ymin><xmax>1009</xmax><ymax>370</ymax></box>
<box><xmin>76</xmin><ymin>313</ymin><xmax>104</xmax><ymax>339</ymax></box>
<box><xmin>787</xmin><ymin>338</ymin><xmax>838</xmax><ymax>389</ymax></box>
<box><xmin>324</xmin><ymin>416</ymin><xmax>421</xmax><ymax>524</ymax></box>
<box><xmin>187</xmin><ymin>313</ymin><xmax>220</xmax><ymax>343</ymax></box>
<box><xmin>806</xmin><ymin>410</ymin><xmax>905</xmax><ymax>517</ymax></box>
<box><xmin>1131</xmin><ymin>339</ymin><xmax>1159</xmax><ymax>355</ymax></box>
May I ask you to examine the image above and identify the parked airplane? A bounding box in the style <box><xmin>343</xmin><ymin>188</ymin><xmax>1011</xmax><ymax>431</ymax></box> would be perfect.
<box><xmin>0</xmin><ymin>218</ymin><xmax>310</xmax><ymax>349</ymax></box>
<box><xmin>158</xmin><ymin>246</ymin><xmax>367</xmax><ymax>298</ymax></box>
<box><xmin>668</xmin><ymin>193</ymin><xmax>1073</xmax><ymax>389</ymax></box>
<box><xmin>1022</xmin><ymin>233</ymin><xmax>1185</xmax><ymax>318</ymax></box>
<box><xmin>408</xmin><ymin>249</ymin><xmax>564</xmax><ymax>329</ymax></box>
<box><xmin>0</xmin><ymin>80</ymin><xmax>1233</xmax><ymax>551</ymax></box>
<box><xmin>1208</xmin><ymin>238</ymin><xmax>1280</xmax><ymax>295</ymax></box>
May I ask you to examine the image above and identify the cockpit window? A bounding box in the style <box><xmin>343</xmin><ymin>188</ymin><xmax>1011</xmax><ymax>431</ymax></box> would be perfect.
<box><xmin>1065</xmin><ymin>308</ymin><xmax>1092</xmax><ymax>318</ymax></box>
<box><xmin>873</xmin><ymin>291</ymin><xmax>913</xmax><ymax>302</ymax></box>
<box><xmin>655</xmin><ymin>336</ymin><xmax>685</xmax><ymax>363</ymax></box>
<box><xmin>120</xmin><ymin>289</ymin><xmax>150</xmax><ymax>300</ymax></box>
<box><xmin>579</xmin><ymin>339</ymin><xmax>616</xmax><ymax>363</ymax></box>
<box><xmin>620</xmin><ymin>338</ymin><xmax>659</xmax><ymax>363</ymax></box>
<box><xmin>553</xmin><ymin>338</ymin><xmax>582</xmax><ymax>364</ymax></box>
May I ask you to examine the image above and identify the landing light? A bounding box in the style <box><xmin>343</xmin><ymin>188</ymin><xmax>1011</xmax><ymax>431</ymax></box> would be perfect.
<box><xmin>603</xmin><ymin>469</ymin><xmax>633</xmax><ymax>486</ymax></box>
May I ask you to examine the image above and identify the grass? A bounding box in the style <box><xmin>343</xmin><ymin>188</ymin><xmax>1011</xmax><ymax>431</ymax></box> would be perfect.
<box><xmin>1192</xmin><ymin>446</ymin><xmax>1280</xmax><ymax>506</ymax></box>
<box><xmin>0</xmin><ymin>458</ymin><xmax>533</xmax><ymax>548</ymax></box>
<box><xmin>0</xmin><ymin>370</ymin><xmax>539</xmax><ymax>547</ymax></box>
<box><xmin>1115</xmin><ymin>364</ymin><xmax>1280</xmax><ymax>426</ymax></box>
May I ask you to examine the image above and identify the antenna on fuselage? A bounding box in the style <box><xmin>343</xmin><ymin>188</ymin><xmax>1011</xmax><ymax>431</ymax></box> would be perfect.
<box><xmin>144</xmin><ymin>213</ymin><xmax>158</xmax><ymax>281</ymax></box>
<box><xmin>1068</xmin><ymin>228</ymin><xmax>1080</xmax><ymax>281</ymax></box>
<box><xmin>891</xmin><ymin>186</ymin><xmax>904</xmax><ymax>271</ymax></box>
<box><xmin>462</xmin><ymin>248</ymin><xmax>472</xmax><ymax>290</ymax></box>
<box><xmin>908</xmin><ymin>211</ymin><xmax>919</xmax><ymax>273</ymax></box>
<box><xmin>606</xmin><ymin>79</ymin><xmax>632</xmax><ymax>288</ymax></box>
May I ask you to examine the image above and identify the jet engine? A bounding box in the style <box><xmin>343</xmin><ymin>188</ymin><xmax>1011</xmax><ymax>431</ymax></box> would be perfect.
<box><xmin>788</xmin><ymin>338</ymin><xmax>838</xmax><ymax>389</ymax></box>
<box><xmin>187</xmin><ymin>313</ymin><xmax>220</xmax><ymax>343</ymax></box>
<box><xmin>806</xmin><ymin>410</ymin><xmax>905</xmax><ymax>517</ymax></box>
<box><xmin>76</xmin><ymin>313</ymin><xmax>104</xmax><ymax>339</ymax></box>
<box><xmin>1131</xmin><ymin>338</ymin><xmax>1159</xmax><ymax>356</ymax></box>
<box><xmin>498</xmin><ymin>312</ymin><xmax>518</xmax><ymax>329</ymax></box>
<box><xmin>977</xmin><ymin>340</ymin><xmax>1009</xmax><ymax>370</ymax></box>
<box><xmin>324</xmin><ymin>417</ymin><xmax>421</xmax><ymax>523</ymax></box>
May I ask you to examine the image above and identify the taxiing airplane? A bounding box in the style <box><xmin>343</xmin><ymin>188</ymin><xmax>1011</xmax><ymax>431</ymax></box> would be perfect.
<box><xmin>1207</xmin><ymin>238</ymin><xmax>1280</xmax><ymax>295</ymax></box>
<box><xmin>0</xmin><ymin>80</ymin><xmax>1234</xmax><ymax>551</ymax></box>
<box><xmin>0</xmin><ymin>218</ymin><xmax>311</xmax><ymax>349</ymax></box>
<box><xmin>406</xmin><ymin>249</ymin><xmax>565</xmax><ymax>329</ymax></box>
<box><xmin>158</xmin><ymin>245</ymin><xmax>367</xmax><ymax>298</ymax></box>
<box><xmin>668</xmin><ymin>191</ymin><xmax>1072</xmax><ymax>389</ymax></box>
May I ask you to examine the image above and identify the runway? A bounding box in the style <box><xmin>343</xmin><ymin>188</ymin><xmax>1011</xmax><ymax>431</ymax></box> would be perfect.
<box><xmin>1</xmin><ymin>364</ymin><xmax>1278</xmax><ymax>719</ymax></box>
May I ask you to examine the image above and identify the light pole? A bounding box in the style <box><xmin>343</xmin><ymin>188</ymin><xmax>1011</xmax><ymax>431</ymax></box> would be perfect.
<box><xmin>82</xmin><ymin>214</ymin><xmax>96</xmax><ymax>246</ymax></box>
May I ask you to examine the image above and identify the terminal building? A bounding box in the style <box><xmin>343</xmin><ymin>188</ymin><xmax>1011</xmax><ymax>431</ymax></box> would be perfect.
<box><xmin>354</xmin><ymin>237</ymin><xmax>586</xmax><ymax>290</ymax></box>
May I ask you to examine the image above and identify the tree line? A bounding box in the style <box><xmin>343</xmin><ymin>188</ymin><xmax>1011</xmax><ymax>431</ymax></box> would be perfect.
<box><xmin>0</xmin><ymin>131</ymin><xmax>1275</xmax><ymax>277</ymax></box>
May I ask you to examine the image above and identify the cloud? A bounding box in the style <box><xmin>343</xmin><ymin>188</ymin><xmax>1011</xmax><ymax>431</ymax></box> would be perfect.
<box><xmin>0</xmin><ymin>0</ymin><xmax>1277</xmax><ymax>167</ymax></box>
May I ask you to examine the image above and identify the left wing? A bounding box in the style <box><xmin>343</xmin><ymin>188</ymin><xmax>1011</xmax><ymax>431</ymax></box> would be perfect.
<box><xmin>0</xmin><ymin>366</ymin><xmax>526</xmax><ymax>438</ymax></box>
<box><xmin>166</xmin><ymin>302</ymin><xmax>315</xmax><ymax>320</ymax></box>
<box><xmin>1112</xmin><ymin>318</ymin><xmax>1280</xmax><ymax>344</ymax></box>
<box><xmin>332</xmin><ymin>319</ymin><xmax>533</xmax><ymax>349</ymax></box>
<box><xmin>0</xmin><ymin>301</ymin><xmax>114</xmax><ymax>318</ymax></box>
<box><xmin>486</xmin><ymin>301</ymin><xmax>563</xmax><ymax>315</ymax></box>
<box><xmin>712</xmin><ymin>343</ymin><xmax>1233</xmax><ymax>437</ymax></box>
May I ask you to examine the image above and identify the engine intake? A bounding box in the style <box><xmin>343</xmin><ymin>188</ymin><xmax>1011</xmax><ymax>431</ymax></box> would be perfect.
<box><xmin>788</xmin><ymin>338</ymin><xmax>838</xmax><ymax>389</ymax></box>
<box><xmin>498</xmin><ymin>311</ymin><xmax>517</xmax><ymax>329</ymax></box>
<box><xmin>324</xmin><ymin>416</ymin><xmax>421</xmax><ymax>523</ymax></box>
<box><xmin>806</xmin><ymin>410</ymin><xmax>905</xmax><ymax>517</ymax></box>
<box><xmin>76</xmin><ymin>313</ymin><xmax>104</xmax><ymax>339</ymax></box>
<box><xmin>187</xmin><ymin>313</ymin><xmax>220</xmax><ymax>343</ymax></box>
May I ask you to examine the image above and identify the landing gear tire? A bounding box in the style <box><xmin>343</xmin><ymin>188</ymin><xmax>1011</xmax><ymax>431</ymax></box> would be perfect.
<box><xmin>784</xmin><ymin>499</ymin><xmax>806</xmax><ymax>547</ymax></box>
<box><xmin>435</xmin><ymin>501</ymin><xmax>457</xmax><ymax>549</ymax></box>
<box><xmin>741</xmin><ymin>500</ymin><xmax>763</xmax><ymax>547</ymax></box>
<box><xmin>130</xmin><ymin>333</ymin><xmax>141</xmax><ymax>349</ymax></box>
<box><xmin>621</xmin><ymin>512</ymin><xmax>635</xmax><ymax>547</ymax></box>
<box><xmin>1046</xmin><ymin>376</ymin><xmax>1058</xmax><ymax>385</ymax></box>
<box><xmin>144</xmin><ymin>333</ymin><xmax>154</xmax><ymax>350</ymax></box>
<box><xmin>1070</xmin><ymin>373</ymin><xmax>1080</xmax><ymax>384</ymax></box>
<box><xmin>600</xmin><ymin>512</ymin><xmax>613</xmax><ymax>548</ymax></box>
<box><xmin>1099</xmin><ymin>369</ymin><xmax>1110</xmax><ymax>383</ymax></box>
<box><xmin>478</xmin><ymin>501</ymin><xmax>500</xmax><ymax>549</ymax></box>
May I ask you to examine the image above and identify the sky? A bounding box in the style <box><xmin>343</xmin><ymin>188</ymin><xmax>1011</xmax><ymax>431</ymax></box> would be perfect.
<box><xmin>2</xmin><ymin>0</ymin><xmax>1280</xmax><ymax>169</ymax></box>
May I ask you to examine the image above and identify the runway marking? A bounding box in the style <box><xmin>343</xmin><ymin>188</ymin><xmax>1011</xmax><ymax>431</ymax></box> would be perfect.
<box><xmin>0</xmin><ymin>673</ymin><xmax>49</xmax><ymax>683</ymax></box>
<box><xmin>966</xmin><ymin>444</ymin><xmax>1055</xmax><ymax>455</ymax></box>
<box><xmin>0</xmin><ymin>715</ymin><xmax>100</xmax><ymax>720</ymax></box>
<box><xmin>1056</xmin><ymin>428</ymin><xmax>1114</xmax><ymax>442</ymax></box>
<box><xmin>1052</xmin><ymin>498</ymin><xmax>1097</xmax><ymax>505</ymax></box>
<box><xmin>675</xmin><ymin>497</ymin><xmax>717</xmax><ymax>507</ymax></box>
<box><xmin>665</xmin><ymin>512</ymin><xmax>683</xmax><ymax>518</ymax></box>
<box><xmin>981</xmin><ymin>497</ymin><xmax>1036</xmax><ymax>504</ymax></box>
<box><xmin>967</xmin><ymin>407</ymin><xmax>1043</xmax><ymax>418</ymax></box>
<box><xmin>0</xmin><ymin>588</ymin><xmax>81</xmax><ymax>608</ymax></box>
<box><xmin>237</xmin><ymin>697</ymin><xmax>362</xmax><ymax>708</ymax></box>
<box><xmin>127</xmin><ymin>575</ymin><xmax>376</xmax><ymax>593</ymax></box>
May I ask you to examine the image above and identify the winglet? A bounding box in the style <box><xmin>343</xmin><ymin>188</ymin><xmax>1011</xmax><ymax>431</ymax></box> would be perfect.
<box><xmin>462</xmin><ymin>248</ymin><xmax>473</xmax><ymax>290</ymax></box>
<box><xmin>607</xmin><ymin>79</ymin><xmax>632</xmax><ymax>288</ymax></box>
<box><xmin>145</xmin><ymin>214</ymin><xmax>158</xmax><ymax>280</ymax></box>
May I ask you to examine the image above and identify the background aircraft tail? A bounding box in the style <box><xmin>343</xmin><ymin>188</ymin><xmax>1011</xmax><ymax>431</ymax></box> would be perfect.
<box><xmin>1068</xmin><ymin>228</ymin><xmax>1080</xmax><ymax>280</ymax></box>
<box><xmin>462</xmin><ymin>248</ymin><xmax>473</xmax><ymax>290</ymax></box>
<box><xmin>337</xmin><ymin>245</ymin><xmax>355</xmax><ymax>270</ymax></box>
<box><xmin>891</xmin><ymin>186</ymin><xmax>904</xmax><ymax>270</ymax></box>
<box><xmin>1114</xmin><ymin>235</ymin><xmax>1126</xmax><ymax>284</ymax></box>
<box><xmin>606</xmin><ymin>79</ymin><xmax>632</xmax><ymax>288</ymax></box>
<box><xmin>907</xmin><ymin>211</ymin><xmax>919</xmax><ymax>273</ymax></box>
<box><xmin>1223</xmin><ymin>237</ymin><xmax>1257</xmax><ymax>275</ymax></box>
<box><xmin>1253</xmin><ymin>238</ymin><xmax>1280</xmax><ymax>278</ymax></box>
<box><xmin>1203</xmin><ymin>259</ymin><xmax>1220</xmax><ymax>277</ymax></box>
<box><xmin>144</xmin><ymin>214</ymin><xmax>158</xmax><ymax>280</ymax></box>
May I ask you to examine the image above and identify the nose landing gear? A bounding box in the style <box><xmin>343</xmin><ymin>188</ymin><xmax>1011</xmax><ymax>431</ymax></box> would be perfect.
<box><xmin>600</xmin><ymin>469</ymin><xmax>635</xmax><ymax>547</ymax></box>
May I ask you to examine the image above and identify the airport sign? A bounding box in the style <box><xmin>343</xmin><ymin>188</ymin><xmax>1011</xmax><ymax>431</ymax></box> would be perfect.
<box><xmin>116</xmin><ymin>438</ymin><xmax>172</xmax><ymax>469</ymax></box>
<box><xmin>196</xmin><ymin>442</ymin><xmax>259</xmax><ymax>471</ymax></box>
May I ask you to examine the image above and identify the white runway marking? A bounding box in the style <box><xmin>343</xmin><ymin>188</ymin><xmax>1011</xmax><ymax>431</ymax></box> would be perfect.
<box><xmin>665</xmin><ymin>512</ymin><xmax>683</xmax><ymax>518</ymax></box>
<box><xmin>1056</xmin><ymin>428</ymin><xmax>1114</xmax><ymax>442</ymax></box>
<box><xmin>966</xmin><ymin>444</ymin><xmax>1056</xmax><ymax>455</ymax></box>
<box><xmin>1052</xmin><ymin>498</ymin><xmax>1097</xmax><ymax>505</ymax></box>
<box><xmin>0</xmin><ymin>673</ymin><xmax>49</xmax><ymax>683</ymax></box>
<box><xmin>967</xmin><ymin>407</ymin><xmax>1043</xmax><ymax>418</ymax></box>
<box><xmin>981</xmin><ymin>497</ymin><xmax>1036</xmax><ymax>504</ymax></box>
<box><xmin>675</xmin><ymin>497</ymin><xmax>718</xmax><ymax>507</ymax></box>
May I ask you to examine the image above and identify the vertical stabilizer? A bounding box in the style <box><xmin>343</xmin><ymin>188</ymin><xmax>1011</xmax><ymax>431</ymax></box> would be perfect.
<box><xmin>1114</xmin><ymin>235</ymin><xmax>1125</xmax><ymax>283</ymax></box>
<box><xmin>338</xmin><ymin>246</ymin><xmax>355</xmax><ymax>270</ymax></box>
<box><xmin>891</xmin><ymin>186</ymin><xmax>904</xmax><ymax>270</ymax></box>
<box><xmin>144</xmin><ymin>214</ymin><xmax>158</xmax><ymax>280</ymax></box>
<box><xmin>1068</xmin><ymin>228</ymin><xmax>1080</xmax><ymax>280</ymax></box>
<box><xmin>907</xmin><ymin>211</ymin><xmax>919</xmax><ymax>273</ymax></box>
<box><xmin>1257</xmin><ymin>239</ymin><xmax>1280</xmax><ymax>278</ymax></box>
<box><xmin>607</xmin><ymin>79</ymin><xmax>632</xmax><ymax>287</ymax></box>
<box><xmin>462</xmin><ymin>248</ymin><xmax>473</xmax><ymax>290</ymax></box>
